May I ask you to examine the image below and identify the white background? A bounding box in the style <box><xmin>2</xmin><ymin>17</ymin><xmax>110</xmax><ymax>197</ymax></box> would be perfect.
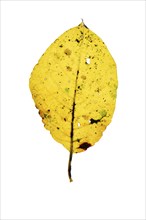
<box><xmin>1</xmin><ymin>1</ymin><xmax>145</xmax><ymax>219</ymax></box>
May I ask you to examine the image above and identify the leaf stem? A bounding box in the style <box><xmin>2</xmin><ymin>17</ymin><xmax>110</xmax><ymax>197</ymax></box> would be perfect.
<box><xmin>68</xmin><ymin>146</ymin><xmax>73</xmax><ymax>182</ymax></box>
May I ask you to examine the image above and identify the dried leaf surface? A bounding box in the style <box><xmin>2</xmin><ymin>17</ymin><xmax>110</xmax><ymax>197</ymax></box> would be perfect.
<box><xmin>29</xmin><ymin>22</ymin><xmax>118</xmax><ymax>181</ymax></box>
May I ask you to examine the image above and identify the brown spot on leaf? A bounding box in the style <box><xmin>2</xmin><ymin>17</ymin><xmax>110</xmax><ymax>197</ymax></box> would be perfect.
<box><xmin>81</xmin><ymin>75</ymin><xmax>86</xmax><ymax>80</ymax></box>
<box><xmin>89</xmin><ymin>118</ymin><xmax>101</xmax><ymax>124</ymax></box>
<box><xmin>77</xmin><ymin>139</ymin><xmax>80</xmax><ymax>142</ymax></box>
<box><xmin>38</xmin><ymin>110</ymin><xmax>45</xmax><ymax>118</ymax></box>
<box><xmin>54</xmin><ymin>53</ymin><xmax>60</xmax><ymax>59</ymax></box>
<box><xmin>66</xmin><ymin>66</ymin><xmax>72</xmax><ymax>71</ymax></box>
<box><xmin>64</xmin><ymin>49</ymin><xmax>72</xmax><ymax>55</ymax></box>
<box><xmin>78</xmin><ymin>142</ymin><xmax>92</xmax><ymax>150</ymax></box>
<box><xmin>82</xmin><ymin>115</ymin><xmax>89</xmax><ymax>120</ymax></box>
<box><xmin>75</xmin><ymin>39</ymin><xmax>80</xmax><ymax>43</ymax></box>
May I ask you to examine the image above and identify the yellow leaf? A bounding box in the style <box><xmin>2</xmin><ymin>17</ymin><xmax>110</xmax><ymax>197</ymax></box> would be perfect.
<box><xmin>29</xmin><ymin>21</ymin><xmax>118</xmax><ymax>182</ymax></box>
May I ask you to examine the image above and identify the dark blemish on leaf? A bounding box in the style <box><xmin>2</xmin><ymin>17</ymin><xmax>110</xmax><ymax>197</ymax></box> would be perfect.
<box><xmin>77</xmin><ymin>139</ymin><xmax>80</xmax><ymax>143</ymax></box>
<box><xmin>95</xmin><ymin>88</ymin><xmax>100</xmax><ymax>93</ymax></box>
<box><xmin>47</xmin><ymin>109</ymin><xmax>50</xmax><ymax>112</ymax></box>
<box><xmin>64</xmin><ymin>49</ymin><xmax>72</xmax><ymax>55</ymax></box>
<box><xmin>94</xmin><ymin>44</ymin><xmax>97</xmax><ymax>47</ymax></box>
<box><xmin>64</xmin><ymin>118</ymin><xmax>66</xmax><ymax>121</ymax></box>
<box><xmin>75</xmin><ymin>39</ymin><xmax>80</xmax><ymax>43</ymax></box>
<box><xmin>57</xmin><ymin>127</ymin><xmax>60</xmax><ymax>130</ymax></box>
<box><xmin>77</xmin><ymin>86</ymin><xmax>80</xmax><ymax>89</ymax></box>
<box><xmin>82</xmin><ymin>115</ymin><xmax>88</xmax><ymax>120</ymax></box>
<box><xmin>59</xmin><ymin>44</ymin><xmax>63</xmax><ymax>48</ymax></box>
<box><xmin>89</xmin><ymin>118</ymin><xmax>101</xmax><ymax>124</ymax></box>
<box><xmin>66</xmin><ymin>66</ymin><xmax>72</xmax><ymax>71</ymax></box>
<box><xmin>78</xmin><ymin>142</ymin><xmax>91</xmax><ymax>150</ymax></box>
<box><xmin>65</xmin><ymin>88</ymin><xmax>70</xmax><ymax>93</ymax></box>
<box><xmin>68</xmin><ymin>39</ymin><xmax>71</xmax><ymax>41</ymax></box>
<box><xmin>81</xmin><ymin>75</ymin><xmax>86</xmax><ymax>80</ymax></box>
<box><xmin>80</xmin><ymin>31</ymin><xmax>83</xmax><ymax>34</ymax></box>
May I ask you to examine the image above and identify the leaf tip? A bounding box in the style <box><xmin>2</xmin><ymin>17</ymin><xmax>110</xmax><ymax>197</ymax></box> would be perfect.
<box><xmin>80</xmin><ymin>18</ymin><xmax>89</xmax><ymax>29</ymax></box>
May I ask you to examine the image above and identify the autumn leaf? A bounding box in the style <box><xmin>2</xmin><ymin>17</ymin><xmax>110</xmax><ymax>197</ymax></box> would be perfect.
<box><xmin>29</xmin><ymin>21</ymin><xmax>118</xmax><ymax>182</ymax></box>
